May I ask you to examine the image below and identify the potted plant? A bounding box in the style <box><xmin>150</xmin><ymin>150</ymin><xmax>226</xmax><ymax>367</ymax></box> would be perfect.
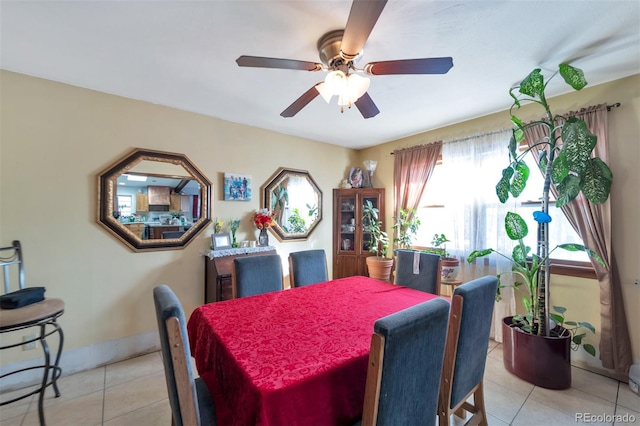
<box><xmin>467</xmin><ymin>64</ymin><xmax>611</xmax><ymax>389</ymax></box>
<box><xmin>423</xmin><ymin>233</ymin><xmax>460</xmax><ymax>281</ymax></box>
<box><xmin>363</xmin><ymin>200</ymin><xmax>393</xmax><ymax>282</ymax></box>
<box><xmin>392</xmin><ymin>208</ymin><xmax>421</xmax><ymax>249</ymax></box>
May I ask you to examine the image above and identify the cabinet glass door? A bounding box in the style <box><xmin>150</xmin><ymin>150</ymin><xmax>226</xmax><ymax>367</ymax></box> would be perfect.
<box><xmin>338</xmin><ymin>195</ymin><xmax>356</xmax><ymax>252</ymax></box>
<box><xmin>362</xmin><ymin>195</ymin><xmax>379</xmax><ymax>253</ymax></box>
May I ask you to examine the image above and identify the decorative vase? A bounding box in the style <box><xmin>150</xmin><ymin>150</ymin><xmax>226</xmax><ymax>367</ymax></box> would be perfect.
<box><xmin>258</xmin><ymin>228</ymin><xmax>269</xmax><ymax>247</ymax></box>
<box><xmin>502</xmin><ymin>316</ymin><xmax>572</xmax><ymax>390</ymax></box>
<box><xmin>441</xmin><ymin>257</ymin><xmax>460</xmax><ymax>280</ymax></box>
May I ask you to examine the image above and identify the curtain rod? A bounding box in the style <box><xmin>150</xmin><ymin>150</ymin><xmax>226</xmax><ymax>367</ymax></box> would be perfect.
<box><xmin>391</xmin><ymin>102</ymin><xmax>621</xmax><ymax>155</ymax></box>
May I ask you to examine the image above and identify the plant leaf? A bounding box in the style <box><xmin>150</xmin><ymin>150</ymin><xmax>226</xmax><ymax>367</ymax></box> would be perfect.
<box><xmin>508</xmin><ymin>132</ymin><xmax>520</xmax><ymax>159</ymax></box>
<box><xmin>583</xmin><ymin>343</ymin><xmax>596</xmax><ymax>356</ymax></box>
<box><xmin>510</xmin><ymin>161</ymin><xmax>530</xmax><ymax>197</ymax></box>
<box><xmin>550</xmin><ymin>313</ymin><xmax>564</xmax><ymax>325</ymax></box>
<box><xmin>512</xmin><ymin>244</ymin><xmax>530</xmax><ymax>266</ymax></box>
<box><xmin>559</xmin><ymin>63</ymin><xmax>588</xmax><ymax>90</ymax></box>
<box><xmin>573</xmin><ymin>333</ymin><xmax>586</xmax><ymax>344</ymax></box>
<box><xmin>579</xmin><ymin>322</ymin><xmax>596</xmax><ymax>333</ymax></box>
<box><xmin>505</xmin><ymin>212</ymin><xmax>528</xmax><ymax>240</ymax></box>
<box><xmin>557</xmin><ymin>243</ymin><xmax>606</xmax><ymax>267</ymax></box>
<box><xmin>466</xmin><ymin>249</ymin><xmax>494</xmax><ymax>263</ymax></box>
<box><xmin>551</xmin><ymin>149</ymin><xmax>569</xmax><ymax>185</ymax></box>
<box><xmin>581</xmin><ymin>157</ymin><xmax>613</xmax><ymax>204</ymax></box>
<box><xmin>557</xmin><ymin>243</ymin><xmax>586</xmax><ymax>252</ymax></box>
<box><xmin>564</xmin><ymin>320</ymin><xmax>577</xmax><ymax>326</ymax></box>
<box><xmin>561</xmin><ymin>117</ymin><xmax>597</xmax><ymax>175</ymax></box>
<box><xmin>553</xmin><ymin>305</ymin><xmax>567</xmax><ymax>314</ymax></box>
<box><xmin>556</xmin><ymin>174</ymin><xmax>581</xmax><ymax>207</ymax></box>
<box><xmin>496</xmin><ymin>167</ymin><xmax>513</xmax><ymax>203</ymax></box>
<box><xmin>519</xmin><ymin>68</ymin><xmax>544</xmax><ymax>97</ymax></box>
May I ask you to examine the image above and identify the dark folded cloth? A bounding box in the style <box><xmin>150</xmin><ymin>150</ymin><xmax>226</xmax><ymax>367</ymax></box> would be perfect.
<box><xmin>0</xmin><ymin>287</ymin><xmax>46</xmax><ymax>309</ymax></box>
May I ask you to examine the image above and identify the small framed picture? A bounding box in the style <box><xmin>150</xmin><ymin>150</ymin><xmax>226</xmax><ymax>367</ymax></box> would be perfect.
<box><xmin>211</xmin><ymin>233</ymin><xmax>232</xmax><ymax>250</ymax></box>
<box><xmin>224</xmin><ymin>173</ymin><xmax>252</xmax><ymax>201</ymax></box>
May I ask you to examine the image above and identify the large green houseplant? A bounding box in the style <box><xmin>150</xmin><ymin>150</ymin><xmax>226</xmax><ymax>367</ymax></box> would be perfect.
<box><xmin>392</xmin><ymin>208</ymin><xmax>421</xmax><ymax>249</ymax></box>
<box><xmin>467</xmin><ymin>64</ymin><xmax>612</xmax><ymax>388</ymax></box>
<box><xmin>363</xmin><ymin>200</ymin><xmax>393</xmax><ymax>281</ymax></box>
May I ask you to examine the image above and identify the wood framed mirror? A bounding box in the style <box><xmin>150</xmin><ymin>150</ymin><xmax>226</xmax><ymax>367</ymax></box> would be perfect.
<box><xmin>262</xmin><ymin>168</ymin><xmax>322</xmax><ymax>241</ymax></box>
<box><xmin>97</xmin><ymin>148</ymin><xmax>212</xmax><ymax>252</ymax></box>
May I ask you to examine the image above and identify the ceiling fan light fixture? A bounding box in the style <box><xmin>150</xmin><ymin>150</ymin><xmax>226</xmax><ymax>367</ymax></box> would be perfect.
<box><xmin>347</xmin><ymin>73</ymin><xmax>370</xmax><ymax>100</ymax></box>
<box><xmin>324</xmin><ymin>70</ymin><xmax>347</xmax><ymax>95</ymax></box>
<box><xmin>316</xmin><ymin>82</ymin><xmax>333</xmax><ymax>103</ymax></box>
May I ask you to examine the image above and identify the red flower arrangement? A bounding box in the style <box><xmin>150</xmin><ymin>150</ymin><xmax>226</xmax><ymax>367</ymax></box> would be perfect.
<box><xmin>253</xmin><ymin>209</ymin><xmax>275</xmax><ymax>229</ymax></box>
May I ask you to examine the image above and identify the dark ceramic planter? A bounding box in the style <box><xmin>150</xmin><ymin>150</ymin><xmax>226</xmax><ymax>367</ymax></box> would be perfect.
<box><xmin>502</xmin><ymin>316</ymin><xmax>572</xmax><ymax>390</ymax></box>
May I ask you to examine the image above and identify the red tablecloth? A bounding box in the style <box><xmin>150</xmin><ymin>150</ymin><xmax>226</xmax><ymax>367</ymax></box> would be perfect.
<box><xmin>187</xmin><ymin>276</ymin><xmax>440</xmax><ymax>426</ymax></box>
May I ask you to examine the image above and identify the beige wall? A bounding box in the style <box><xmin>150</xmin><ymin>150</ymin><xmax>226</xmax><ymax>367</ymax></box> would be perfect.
<box><xmin>0</xmin><ymin>70</ymin><xmax>355</xmax><ymax>366</ymax></box>
<box><xmin>358</xmin><ymin>74</ymin><xmax>640</xmax><ymax>368</ymax></box>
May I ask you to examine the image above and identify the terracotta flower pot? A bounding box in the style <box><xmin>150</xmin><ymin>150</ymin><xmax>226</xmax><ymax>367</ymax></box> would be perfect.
<box><xmin>502</xmin><ymin>316</ymin><xmax>572</xmax><ymax>390</ymax></box>
<box><xmin>366</xmin><ymin>257</ymin><xmax>394</xmax><ymax>282</ymax></box>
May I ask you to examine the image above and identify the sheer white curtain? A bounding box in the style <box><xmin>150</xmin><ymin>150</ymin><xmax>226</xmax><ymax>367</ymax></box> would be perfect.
<box><xmin>441</xmin><ymin>130</ymin><xmax>517</xmax><ymax>341</ymax></box>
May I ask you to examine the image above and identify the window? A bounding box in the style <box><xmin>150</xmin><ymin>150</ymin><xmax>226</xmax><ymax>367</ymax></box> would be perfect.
<box><xmin>516</xmin><ymin>154</ymin><xmax>588</xmax><ymax>262</ymax></box>
<box><xmin>412</xmin><ymin>131</ymin><xmax>592</xmax><ymax>277</ymax></box>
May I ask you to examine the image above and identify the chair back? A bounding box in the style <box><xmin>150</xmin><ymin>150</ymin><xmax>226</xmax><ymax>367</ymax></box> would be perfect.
<box><xmin>438</xmin><ymin>275</ymin><xmax>498</xmax><ymax>425</ymax></box>
<box><xmin>1</xmin><ymin>241</ymin><xmax>26</xmax><ymax>294</ymax></box>
<box><xmin>362</xmin><ymin>298</ymin><xmax>450</xmax><ymax>426</ymax></box>
<box><xmin>232</xmin><ymin>254</ymin><xmax>283</xmax><ymax>298</ymax></box>
<box><xmin>288</xmin><ymin>249</ymin><xmax>328</xmax><ymax>287</ymax></box>
<box><xmin>394</xmin><ymin>250</ymin><xmax>441</xmax><ymax>295</ymax></box>
<box><xmin>153</xmin><ymin>285</ymin><xmax>216</xmax><ymax>426</ymax></box>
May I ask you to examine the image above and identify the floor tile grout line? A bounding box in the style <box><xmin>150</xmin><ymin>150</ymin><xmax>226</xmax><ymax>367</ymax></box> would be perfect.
<box><xmin>508</xmin><ymin>382</ymin><xmax>537</xmax><ymax>425</ymax></box>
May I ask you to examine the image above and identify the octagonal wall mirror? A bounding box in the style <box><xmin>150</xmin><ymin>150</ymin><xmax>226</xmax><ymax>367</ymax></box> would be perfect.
<box><xmin>97</xmin><ymin>148</ymin><xmax>212</xmax><ymax>252</ymax></box>
<box><xmin>262</xmin><ymin>168</ymin><xmax>322</xmax><ymax>241</ymax></box>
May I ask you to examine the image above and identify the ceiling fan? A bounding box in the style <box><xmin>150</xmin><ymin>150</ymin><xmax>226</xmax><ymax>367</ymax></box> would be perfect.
<box><xmin>236</xmin><ymin>0</ymin><xmax>453</xmax><ymax>119</ymax></box>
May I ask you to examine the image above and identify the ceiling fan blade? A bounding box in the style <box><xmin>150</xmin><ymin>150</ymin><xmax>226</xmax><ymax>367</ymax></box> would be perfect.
<box><xmin>340</xmin><ymin>0</ymin><xmax>387</xmax><ymax>59</ymax></box>
<box><xmin>364</xmin><ymin>57</ymin><xmax>454</xmax><ymax>75</ymax></box>
<box><xmin>280</xmin><ymin>83</ymin><xmax>322</xmax><ymax>118</ymax></box>
<box><xmin>236</xmin><ymin>55</ymin><xmax>323</xmax><ymax>71</ymax></box>
<box><xmin>354</xmin><ymin>93</ymin><xmax>380</xmax><ymax>119</ymax></box>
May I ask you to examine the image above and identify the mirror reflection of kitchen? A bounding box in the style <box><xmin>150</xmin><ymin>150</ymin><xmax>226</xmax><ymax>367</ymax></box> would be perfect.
<box><xmin>114</xmin><ymin>161</ymin><xmax>201</xmax><ymax>240</ymax></box>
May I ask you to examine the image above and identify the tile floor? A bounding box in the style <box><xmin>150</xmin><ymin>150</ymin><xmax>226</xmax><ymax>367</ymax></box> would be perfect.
<box><xmin>1</xmin><ymin>340</ymin><xmax>638</xmax><ymax>425</ymax></box>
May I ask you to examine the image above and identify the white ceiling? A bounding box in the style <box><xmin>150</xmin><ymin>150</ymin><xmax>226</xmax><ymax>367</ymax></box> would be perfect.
<box><xmin>1</xmin><ymin>1</ymin><xmax>639</xmax><ymax>149</ymax></box>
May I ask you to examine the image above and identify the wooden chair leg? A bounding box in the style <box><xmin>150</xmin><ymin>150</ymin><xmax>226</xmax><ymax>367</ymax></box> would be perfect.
<box><xmin>474</xmin><ymin>381</ymin><xmax>488</xmax><ymax>426</ymax></box>
<box><xmin>453</xmin><ymin>406</ymin><xmax>467</xmax><ymax>419</ymax></box>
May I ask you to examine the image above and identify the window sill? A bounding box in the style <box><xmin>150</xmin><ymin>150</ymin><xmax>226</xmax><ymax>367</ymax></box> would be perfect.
<box><xmin>548</xmin><ymin>260</ymin><xmax>596</xmax><ymax>279</ymax></box>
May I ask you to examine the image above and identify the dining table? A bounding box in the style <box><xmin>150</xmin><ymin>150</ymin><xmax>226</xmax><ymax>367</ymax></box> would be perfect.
<box><xmin>187</xmin><ymin>275</ymin><xmax>443</xmax><ymax>426</ymax></box>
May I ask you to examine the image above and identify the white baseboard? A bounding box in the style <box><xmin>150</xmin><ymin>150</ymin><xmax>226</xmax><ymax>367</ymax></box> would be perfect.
<box><xmin>0</xmin><ymin>331</ymin><xmax>160</xmax><ymax>392</ymax></box>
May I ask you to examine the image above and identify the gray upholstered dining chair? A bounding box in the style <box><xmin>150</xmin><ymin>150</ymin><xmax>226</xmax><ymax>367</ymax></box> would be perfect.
<box><xmin>288</xmin><ymin>249</ymin><xmax>328</xmax><ymax>287</ymax></box>
<box><xmin>360</xmin><ymin>298</ymin><xmax>451</xmax><ymax>426</ymax></box>
<box><xmin>394</xmin><ymin>249</ymin><xmax>442</xmax><ymax>295</ymax></box>
<box><xmin>437</xmin><ymin>275</ymin><xmax>498</xmax><ymax>426</ymax></box>
<box><xmin>232</xmin><ymin>254</ymin><xmax>283</xmax><ymax>298</ymax></box>
<box><xmin>153</xmin><ymin>285</ymin><xmax>216</xmax><ymax>426</ymax></box>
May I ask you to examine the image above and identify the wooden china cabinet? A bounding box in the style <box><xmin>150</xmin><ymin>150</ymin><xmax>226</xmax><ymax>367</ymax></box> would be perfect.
<box><xmin>332</xmin><ymin>188</ymin><xmax>385</xmax><ymax>279</ymax></box>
